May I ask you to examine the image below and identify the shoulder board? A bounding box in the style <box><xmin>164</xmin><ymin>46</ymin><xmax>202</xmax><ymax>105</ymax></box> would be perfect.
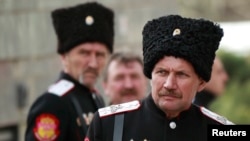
<box><xmin>98</xmin><ymin>100</ymin><xmax>141</xmax><ymax>118</ymax></box>
<box><xmin>200</xmin><ymin>107</ymin><xmax>234</xmax><ymax>125</ymax></box>
<box><xmin>48</xmin><ymin>79</ymin><xmax>74</xmax><ymax>96</ymax></box>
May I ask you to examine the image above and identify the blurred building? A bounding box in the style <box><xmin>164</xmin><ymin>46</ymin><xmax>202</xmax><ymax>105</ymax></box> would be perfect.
<box><xmin>0</xmin><ymin>0</ymin><xmax>249</xmax><ymax>140</ymax></box>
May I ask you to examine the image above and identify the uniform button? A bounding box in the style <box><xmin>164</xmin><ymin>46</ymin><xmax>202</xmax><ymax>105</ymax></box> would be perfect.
<box><xmin>169</xmin><ymin>121</ymin><xmax>176</xmax><ymax>129</ymax></box>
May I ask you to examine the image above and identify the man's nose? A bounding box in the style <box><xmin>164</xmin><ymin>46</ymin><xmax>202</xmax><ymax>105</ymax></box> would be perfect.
<box><xmin>124</xmin><ymin>77</ymin><xmax>133</xmax><ymax>88</ymax></box>
<box><xmin>88</xmin><ymin>54</ymin><xmax>98</xmax><ymax>68</ymax></box>
<box><xmin>163</xmin><ymin>75</ymin><xmax>177</xmax><ymax>89</ymax></box>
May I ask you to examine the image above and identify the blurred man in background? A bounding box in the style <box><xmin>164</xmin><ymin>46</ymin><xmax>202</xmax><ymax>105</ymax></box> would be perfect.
<box><xmin>193</xmin><ymin>56</ymin><xmax>229</xmax><ymax>108</ymax></box>
<box><xmin>25</xmin><ymin>2</ymin><xmax>114</xmax><ymax>141</ymax></box>
<box><xmin>102</xmin><ymin>52</ymin><xmax>148</xmax><ymax>105</ymax></box>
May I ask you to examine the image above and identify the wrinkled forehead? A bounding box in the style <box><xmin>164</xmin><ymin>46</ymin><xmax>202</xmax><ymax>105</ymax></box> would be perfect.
<box><xmin>109</xmin><ymin>60</ymin><xmax>143</xmax><ymax>71</ymax></box>
<box><xmin>154</xmin><ymin>56</ymin><xmax>196</xmax><ymax>73</ymax></box>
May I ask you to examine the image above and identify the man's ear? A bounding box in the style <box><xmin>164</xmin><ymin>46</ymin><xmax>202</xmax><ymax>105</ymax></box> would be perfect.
<box><xmin>197</xmin><ymin>79</ymin><xmax>207</xmax><ymax>92</ymax></box>
<box><xmin>60</xmin><ymin>54</ymin><xmax>66</xmax><ymax>63</ymax></box>
<box><xmin>60</xmin><ymin>53</ymin><xmax>70</xmax><ymax>72</ymax></box>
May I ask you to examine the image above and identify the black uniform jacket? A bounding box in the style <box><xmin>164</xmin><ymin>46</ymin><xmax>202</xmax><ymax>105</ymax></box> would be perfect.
<box><xmin>25</xmin><ymin>72</ymin><xmax>105</xmax><ymax>141</ymax></box>
<box><xmin>86</xmin><ymin>94</ymin><xmax>233</xmax><ymax>141</ymax></box>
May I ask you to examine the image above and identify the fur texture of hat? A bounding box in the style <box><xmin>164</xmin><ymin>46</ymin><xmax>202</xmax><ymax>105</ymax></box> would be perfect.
<box><xmin>52</xmin><ymin>2</ymin><xmax>114</xmax><ymax>54</ymax></box>
<box><xmin>142</xmin><ymin>15</ymin><xmax>223</xmax><ymax>81</ymax></box>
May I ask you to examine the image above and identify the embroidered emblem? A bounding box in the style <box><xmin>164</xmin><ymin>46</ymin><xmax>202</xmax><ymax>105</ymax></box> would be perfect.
<box><xmin>33</xmin><ymin>113</ymin><xmax>60</xmax><ymax>141</ymax></box>
<box><xmin>200</xmin><ymin>107</ymin><xmax>234</xmax><ymax>125</ymax></box>
<box><xmin>48</xmin><ymin>79</ymin><xmax>74</xmax><ymax>96</ymax></box>
<box><xmin>98</xmin><ymin>100</ymin><xmax>140</xmax><ymax>117</ymax></box>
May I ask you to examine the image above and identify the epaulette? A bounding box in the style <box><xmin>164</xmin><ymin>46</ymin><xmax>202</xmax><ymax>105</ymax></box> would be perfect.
<box><xmin>98</xmin><ymin>100</ymin><xmax>141</xmax><ymax>118</ymax></box>
<box><xmin>48</xmin><ymin>79</ymin><xmax>74</xmax><ymax>96</ymax></box>
<box><xmin>200</xmin><ymin>107</ymin><xmax>234</xmax><ymax>125</ymax></box>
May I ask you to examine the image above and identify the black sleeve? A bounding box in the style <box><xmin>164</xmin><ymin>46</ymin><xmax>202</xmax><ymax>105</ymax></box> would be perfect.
<box><xmin>25</xmin><ymin>93</ymin><xmax>70</xmax><ymax>141</ymax></box>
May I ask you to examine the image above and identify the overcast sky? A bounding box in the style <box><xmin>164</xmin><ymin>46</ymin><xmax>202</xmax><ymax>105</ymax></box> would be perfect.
<box><xmin>219</xmin><ymin>21</ymin><xmax>250</xmax><ymax>56</ymax></box>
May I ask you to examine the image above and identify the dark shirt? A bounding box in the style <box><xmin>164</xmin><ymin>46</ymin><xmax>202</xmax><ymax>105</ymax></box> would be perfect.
<box><xmin>86</xmin><ymin>94</ymin><xmax>233</xmax><ymax>141</ymax></box>
<box><xmin>25</xmin><ymin>72</ymin><xmax>105</xmax><ymax>141</ymax></box>
<box><xmin>193</xmin><ymin>90</ymin><xmax>216</xmax><ymax>108</ymax></box>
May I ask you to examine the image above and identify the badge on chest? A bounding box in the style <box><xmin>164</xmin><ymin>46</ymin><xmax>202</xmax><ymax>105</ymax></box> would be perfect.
<box><xmin>76</xmin><ymin>112</ymin><xmax>94</xmax><ymax>126</ymax></box>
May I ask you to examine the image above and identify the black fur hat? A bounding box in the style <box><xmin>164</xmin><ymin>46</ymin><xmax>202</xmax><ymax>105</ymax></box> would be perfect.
<box><xmin>142</xmin><ymin>15</ymin><xmax>223</xmax><ymax>81</ymax></box>
<box><xmin>51</xmin><ymin>2</ymin><xmax>114</xmax><ymax>54</ymax></box>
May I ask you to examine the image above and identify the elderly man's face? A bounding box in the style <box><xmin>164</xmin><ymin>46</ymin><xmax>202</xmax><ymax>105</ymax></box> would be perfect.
<box><xmin>61</xmin><ymin>42</ymin><xmax>110</xmax><ymax>89</ymax></box>
<box><xmin>151</xmin><ymin>56</ymin><xmax>206</xmax><ymax>118</ymax></box>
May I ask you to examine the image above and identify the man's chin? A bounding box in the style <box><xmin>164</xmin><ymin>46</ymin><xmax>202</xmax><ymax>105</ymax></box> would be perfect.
<box><xmin>80</xmin><ymin>77</ymin><xmax>97</xmax><ymax>88</ymax></box>
<box><xmin>123</xmin><ymin>95</ymin><xmax>139</xmax><ymax>102</ymax></box>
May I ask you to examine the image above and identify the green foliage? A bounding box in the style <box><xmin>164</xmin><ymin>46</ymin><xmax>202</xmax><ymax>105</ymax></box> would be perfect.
<box><xmin>210</xmin><ymin>50</ymin><xmax>250</xmax><ymax>124</ymax></box>
<box><xmin>218</xmin><ymin>50</ymin><xmax>250</xmax><ymax>84</ymax></box>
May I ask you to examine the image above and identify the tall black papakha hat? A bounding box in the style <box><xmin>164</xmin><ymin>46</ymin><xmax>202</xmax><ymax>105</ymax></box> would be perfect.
<box><xmin>51</xmin><ymin>2</ymin><xmax>114</xmax><ymax>54</ymax></box>
<box><xmin>142</xmin><ymin>15</ymin><xmax>223</xmax><ymax>82</ymax></box>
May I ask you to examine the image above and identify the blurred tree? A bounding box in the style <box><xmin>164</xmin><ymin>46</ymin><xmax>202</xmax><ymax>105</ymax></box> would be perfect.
<box><xmin>210</xmin><ymin>50</ymin><xmax>250</xmax><ymax>124</ymax></box>
<box><xmin>218</xmin><ymin>50</ymin><xmax>250</xmax><ymax>83</ymax></box>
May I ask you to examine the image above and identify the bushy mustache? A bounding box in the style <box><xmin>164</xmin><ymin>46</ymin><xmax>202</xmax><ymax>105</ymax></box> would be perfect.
<box><xmin>120</xmin><ymin>88</ymin><xmax>138</xmax><ymax>96</ymax></box>
<box><xmin>83</xmin><ymin>67</ymin><xmax>98</xmax><ymax>76</ymax></box>
<box><xmin>158</xmin><ymin>89</ymin><xmax>182</xmax><ymax>98</ymax></box>
<box><xmin>78</xmin><ymin>68</ymin><xmax>98</xmax><ymax>84</ymax></box>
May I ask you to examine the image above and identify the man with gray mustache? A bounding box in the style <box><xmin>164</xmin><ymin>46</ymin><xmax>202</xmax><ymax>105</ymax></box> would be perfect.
<box><xmin>85</xmin><ymin>14</ymin><xmax>234</xmax><ymax>141</ymax></box>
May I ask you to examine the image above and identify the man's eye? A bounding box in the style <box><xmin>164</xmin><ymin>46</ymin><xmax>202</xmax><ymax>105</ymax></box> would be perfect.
<box><xmin>97</xmin><ymin>52</ymin><xmax>105</xmax><ymax>58</ymax></box>
<box><xmin>79</xmin><ymin>50</ymin><xmax>89</xmax><ymax>55</ymax></box>
<box><xmin>177</xmin><ymin>72</ymin><xmax>188</xmax><ymax>78</ymax></box>
<box><xmin>158</xmin><ymin>70</ymin><xmax>167</xmax><ymax>75</ymax></box>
